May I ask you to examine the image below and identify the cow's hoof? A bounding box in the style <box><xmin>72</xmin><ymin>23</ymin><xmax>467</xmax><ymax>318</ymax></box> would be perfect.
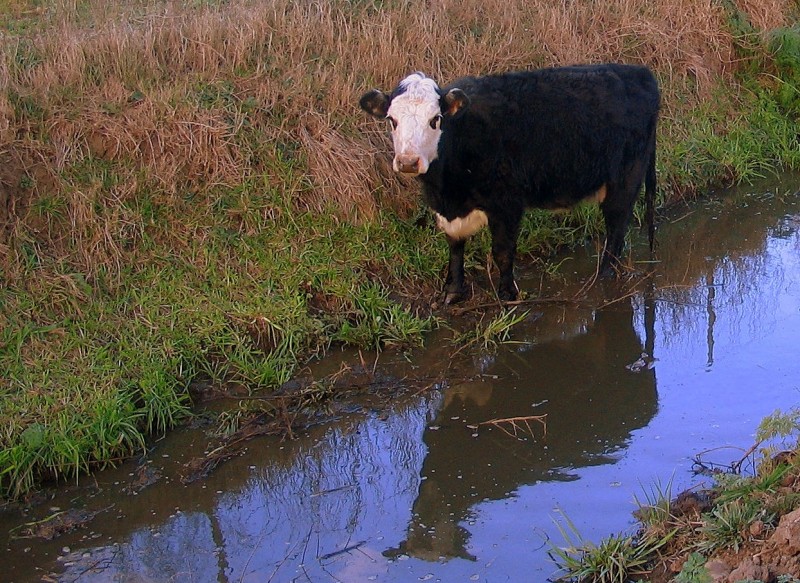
<box><xmin>498</xmin><ymin>289</ymin><xmax>518</xmax><ymax>302</ymax></box>
<box><xmin>444</xmin><ymin>292</ymin><xmax>464</xmax><ymax>305</ymax></box>
<box><xmin>498</xmin><ymin>282</ymin><xmax>519</xmax><ymax>302</ymax></box>
<box><xmin>444</xmin><ymin>287</ymin><xmax>467</xmax><ymax>305</ymax></box>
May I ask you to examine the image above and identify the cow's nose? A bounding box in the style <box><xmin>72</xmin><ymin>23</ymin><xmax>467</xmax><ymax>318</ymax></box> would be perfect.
<box><xmin>395</xmin><ymin>156</ymin><xmax>420</xmax><ymax>175</ymax></box>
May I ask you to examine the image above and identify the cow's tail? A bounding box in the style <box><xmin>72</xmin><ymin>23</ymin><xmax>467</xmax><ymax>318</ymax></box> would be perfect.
<box><xmin>644</xmin><ymin>130</ymin><xmax>657</xmax><ymax>253</ymax></box>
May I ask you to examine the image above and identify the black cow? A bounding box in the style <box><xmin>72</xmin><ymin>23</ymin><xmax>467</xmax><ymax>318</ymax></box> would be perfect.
<box><xmin>359</xmin><ymin>64</ymin><xmax>660</xmax><ymax>303</ymax></box>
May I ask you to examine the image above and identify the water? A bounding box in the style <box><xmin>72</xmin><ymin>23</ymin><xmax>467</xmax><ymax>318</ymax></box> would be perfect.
<box><xmin>3</xmin><ymin>177</ymin><xmax>800</xmax><ymax>582</ymax></box>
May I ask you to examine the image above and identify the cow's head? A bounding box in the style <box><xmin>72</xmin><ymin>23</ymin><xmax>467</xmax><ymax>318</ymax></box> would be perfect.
<box><xmin>360</xmin><ymin>73</ymin><xmax>469</xmax><ymax>176</ymax></box>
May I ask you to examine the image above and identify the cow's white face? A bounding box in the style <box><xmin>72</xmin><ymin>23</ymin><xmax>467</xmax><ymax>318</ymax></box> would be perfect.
<box><xmin>360</xmin><ymin>73</ymin><xmax>469</xmax><ymax>176</ymax></box>
<box><xmin>384</xmin><ymin>74</ymin><xmax>443</xmax><ymax>175</ymax></box>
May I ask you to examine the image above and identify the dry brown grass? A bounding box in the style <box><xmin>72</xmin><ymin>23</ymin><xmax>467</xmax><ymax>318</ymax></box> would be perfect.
<box><xmin>0</xmin><ymin>0</ymin><xmax>796</xmax><ymax>273</ymax></box>
<box><xmin>737</xmin><ymin>0</ymin><xmax>794</xmax><ymax>31</ymax></box>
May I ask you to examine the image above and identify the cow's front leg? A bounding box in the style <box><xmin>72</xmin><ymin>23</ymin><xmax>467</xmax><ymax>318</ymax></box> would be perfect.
<box><xmin>489</xmin><ymin>214</ymin><xmax>521</xmax><ymax>301</ymax></box>
<box><xmin>444</xmin><ymin>236</ymin><xmax>467</xmax><ymax>304</ymax></box>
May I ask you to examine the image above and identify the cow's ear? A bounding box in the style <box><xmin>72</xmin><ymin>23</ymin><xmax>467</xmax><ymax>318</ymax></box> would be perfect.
<box><xmin>360</xmin><ymin>89</ymin><xmax>391</xmax><ymax>118</ymax></box>
<box><xmin>442</xmin><ymin>89</ymin><xmax>469</xmax><ymax>117</ymax></box>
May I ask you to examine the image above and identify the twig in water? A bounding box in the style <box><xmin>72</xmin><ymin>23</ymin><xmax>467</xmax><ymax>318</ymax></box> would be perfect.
<box><xmin>319</xmin><ymin>540</ymin><xmax>367</xmax><ymax>561</ymax></box>
<box><xmin>477</xmin><ymin>414</ymin><xmax>547</xmax><ymax>440</ymax></box>
<box><xmin>450</xmin><ymin>295</ymin><xmax>581</xmax><ymax>316</ymax></box>
<box><xmin>732</xmin><ymin>440</ymin><xmax>763</xmax><ymax>474</ymax></box>
<box><xmin>575</xmin><ymin>240</ymin><xmax>604</xmax><ymax>296</ymax></box>
<box><xmin>691</xmin><ymin>444</ymin><xmax>752</xmax><ymax>475</ymax></box>
<box><xmin>597</xmin><ymin>270</ymin><xmax>655</xmax><ymax>309</ymax></box>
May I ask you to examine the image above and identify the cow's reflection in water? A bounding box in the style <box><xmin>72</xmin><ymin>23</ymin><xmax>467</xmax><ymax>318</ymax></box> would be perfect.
<box><xmin>386</xmin><ymin>296</ymin><xmax>657</xmax><ymax>561</ymax></box>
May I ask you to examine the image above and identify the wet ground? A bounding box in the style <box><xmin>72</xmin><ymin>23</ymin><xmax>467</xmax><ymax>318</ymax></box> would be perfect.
<box><xmin>3</xmin><ymin>176</ymin><xmax>800</xmax><ymax>582</ymax></box>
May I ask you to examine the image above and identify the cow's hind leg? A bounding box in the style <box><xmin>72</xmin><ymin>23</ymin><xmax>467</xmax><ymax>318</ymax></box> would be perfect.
<box><xmin>599</xmin><ymin>175</ymin><xmax>644</xmax><ymax>276</ymax></box>
<box><xmin>599</xmin><ymin>204</ymin><xmax>633</xmax><ymax>276</ymax></box>
<box><xmin>488</xmin><ymin>214</ymin><xmax>521</xmax><ymax>301</ymax></box>
<box><xmin>444</xmin><ymin>236</ymin><xmax>467</xmax><ymax>304</ymax></box>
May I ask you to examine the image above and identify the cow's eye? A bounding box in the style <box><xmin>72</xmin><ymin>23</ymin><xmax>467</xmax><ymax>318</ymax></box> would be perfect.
<box><xmin>429</xmin><ymin>114</ymin><xmax>443</xmax><ymax>130</ymax></box>
<box><xmin>386</xmin><ymin>116</ymin><xmax>398</xmax><ymax>130</ymax></box>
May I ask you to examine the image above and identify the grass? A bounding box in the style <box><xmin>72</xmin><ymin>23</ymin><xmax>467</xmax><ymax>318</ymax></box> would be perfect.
<box><xmin>632</xmin><ymin>476</ymin><xmax>675</xmax><ymax>530</ymax></box>
<box><xmin>550</xmin><ymin>409</ymin><xmax>800</xmax><ymax>582</ymax></box>
<box><xmin>550</xmin><ymin>510</ymin><xmax>676</xmax><ymax>583</ymax></box>
<box><xmin>694</xmin><ymin>499</ymin><xmax>768</xmax><ymax>554</ymax></box>
<box><xmin>0</xmin><ymin>171</ymin><xmax>439</xmax><ymax>498</ymax></box>
<box><xmin>451</xmin><ymin>307</ymin><xmax>531</xmax><ymax>352</ymax></box>
<box><xmin>1</xmin><ymin>0</ymin><xmax>800</xmax><ymax>500</ymax></box>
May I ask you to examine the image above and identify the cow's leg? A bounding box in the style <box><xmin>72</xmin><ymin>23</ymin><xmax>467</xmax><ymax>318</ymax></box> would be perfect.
<box><xmin>600</xmin><ymin>171</ymin><xmax>645</xmax><ymax>276</ymax></box>
<box><xmin>444</xmin><ymin>236</ymin><xmax>467</xmax><ymax>304</ymax></box>
<box><xmin>599</xmin><ymin>202</ymin><xmax>633</xmax><ymax>276</ymax></box>
<box><xmin>488</xmin><ymin>214</ymin><xmax>521</xmax><ymax>301</ymax></box>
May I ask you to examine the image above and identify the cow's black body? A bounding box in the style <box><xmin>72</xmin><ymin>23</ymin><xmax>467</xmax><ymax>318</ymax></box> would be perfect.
<box><xmin>364</xmin><ymin>64</ymin><xmax>660</xmax><ymax>303</ymax></box>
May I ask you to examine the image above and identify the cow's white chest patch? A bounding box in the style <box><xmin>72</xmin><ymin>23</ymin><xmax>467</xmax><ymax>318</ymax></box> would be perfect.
<box><xmin>435</xmin><ymin>210</ymin><xmax>488</xmax><ymax>240</ymax></box>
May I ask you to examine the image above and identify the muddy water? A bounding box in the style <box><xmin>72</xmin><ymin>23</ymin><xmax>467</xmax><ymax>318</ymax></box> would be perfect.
<box><xmin>4</xmin><ymin>176</ymin><xmax>800</xmax><ymax>582</ymax></box>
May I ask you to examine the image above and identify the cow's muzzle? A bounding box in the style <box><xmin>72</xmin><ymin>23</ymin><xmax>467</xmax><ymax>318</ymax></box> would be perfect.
<box><xmin>395</xmin><ymin>155</ymin><xmax>422</xmax><ymax>175</ymax></box>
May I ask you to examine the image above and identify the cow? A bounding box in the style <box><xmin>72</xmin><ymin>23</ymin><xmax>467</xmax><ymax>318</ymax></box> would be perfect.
<box><xmin>359</xmin><ymin>64</ymin><xmax>660</xmax><ymax>304</ymax></box>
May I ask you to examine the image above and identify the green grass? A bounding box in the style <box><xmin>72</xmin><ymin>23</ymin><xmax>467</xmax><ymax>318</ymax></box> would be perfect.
<box><xmin>0</xmin><ymin>163</ymin><xmax>440</xmax><ymax>498</ymax></box>
<box><xmin>694</xmin><ymin>499</ymin><xmax>768</xmax><ymax>554</ymax></box>
<box><xmin>713</xmin><ymin>463</ymin><xmax>793</xmax><ymax>506</ymax></box>
<box><xmin>550</xmin><ymin>511</ymin><xmax>676</xmax><ymax>583</ymax></box>
<box><xmin>451</xmin><ymin>307</ymin><xmax>531</xmax><ymax>352</ymax></box>
<box><xmin>632</xmin><ymin>476</ymin><xmax>675</xmax><ymax>530</ymax></box>
<box><xmin>658</xmin><ymin>85</ymin><xmax>800</xmax><ymax>200</ymax></box>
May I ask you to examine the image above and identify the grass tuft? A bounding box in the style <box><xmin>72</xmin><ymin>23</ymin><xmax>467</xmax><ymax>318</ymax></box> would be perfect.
<box><xmin>633</xmin><ymin>475</ymin><xmax>675</xmax><ymax>530</ymax></box>
<box><xmin>694</xmin><ymin>499</ymin><xmax>769</xmax><ymax>554</ymax></box>
<box><xmin>550</xmin><ymin>510</ymin><xmax>676</xmax><ymax>583</ymax></box>
<box><xmin>451</xmin><ymin>308</ymin><xmax>530</xmax><ymax>352</ymax></box>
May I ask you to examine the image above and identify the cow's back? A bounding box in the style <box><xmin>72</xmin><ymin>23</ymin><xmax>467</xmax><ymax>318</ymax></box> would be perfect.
<box><xmin>430</xmin><ymin>64</ymin><xmax>660</xmax><ymax>217</ymax></box>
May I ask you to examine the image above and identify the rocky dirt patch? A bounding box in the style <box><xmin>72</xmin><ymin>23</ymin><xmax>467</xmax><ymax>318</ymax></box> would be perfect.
<box><xmin>652</xmin><ymin>464</ymin><xmax>800</xmax><ymax>583</ymax></box>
